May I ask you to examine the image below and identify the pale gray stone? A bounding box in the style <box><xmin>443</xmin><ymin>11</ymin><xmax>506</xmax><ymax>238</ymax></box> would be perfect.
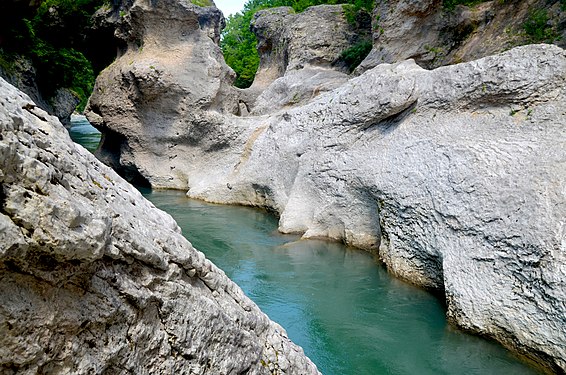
<box><xmin>0</xmin><ymin>77</ymin><xmax>320</xmax><ymax>374</ymax></box>
<box><xmin>0</xmin><ymin>56</ymin><xmax>78</xmax><ymax>128</ymax></box>
<box><xmin>89</xmin><ymin>43</ymin><xmax>566</xmax><ymax>372</ymax></box>
<box><xmin>247</xmin><ymin>4</ymin><xmax>370</xmax><ymax>110</ymax></box>
<box><xmin>86</xmin><ymin>0</ymin><xmax>240</xmax><ymax>187</ymax></box>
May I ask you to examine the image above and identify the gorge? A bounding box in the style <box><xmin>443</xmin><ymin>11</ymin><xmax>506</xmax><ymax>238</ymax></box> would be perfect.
<box><xmin>66</xmin><ymin>117</ymin><xmax>544</xmax><ymax>373</ymax></box>
<box><xmin>0</xmin><ymin>0</ymin><xmax>565</xmax><ymax>373</ymax></box>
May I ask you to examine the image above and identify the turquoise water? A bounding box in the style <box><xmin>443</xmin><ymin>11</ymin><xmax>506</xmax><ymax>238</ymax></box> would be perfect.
<box><xmin>69</xmin><ymin>114</ymin><xmax>101</xmax><ymax>152</ymax></box>
<box><xmin>142</xmin><ymin>190</ymin><xmax>540</xmax><ymax>375</ymax></box>
<box><xmin>71</xmin><ymin>119</ymin><xmax>541</xmax><ymax>375</ymax></box>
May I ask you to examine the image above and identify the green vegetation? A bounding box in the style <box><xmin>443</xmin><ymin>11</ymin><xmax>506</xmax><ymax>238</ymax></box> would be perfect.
<box><xmin>221</xmin><ymin>6</ymin><xmax>261</xmax><ymax>88</ymax></box>
<box><xmin>0</xmin><ymin>0</ymin><xmax>108</xmax><ymax>111</ymax></box>
<box><xmin>221</xmin><ymin>0</ymin><xmax>374</xmax><ymax>88</ymax></box>
<box><xmin>339</xmin><ymin>40</ymin><xmax>372</xmax><ymax>72</ymax></box>
<box><xmin>523</xmin><ymin>9</ymin><xmax>558</xmax><ymax>43</ymax></box>
<box><xmin>191</xmin><ymin>0</ymin><xmax>214</xmax><ymax>6</ymax></box>
<box><xmin>442</xmin><ymin>0</ymin><xmax>488</xmax><ymax>11</ymax></box>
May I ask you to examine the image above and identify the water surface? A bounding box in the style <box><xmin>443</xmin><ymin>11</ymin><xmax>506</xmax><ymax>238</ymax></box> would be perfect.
<box><xmin>69</xmin><ymin>114</ymin><xmax>100</xmax><ymax>152</ymax></box>
<box><xmin>143</xmin><ymin>190</ymin><xmax>541</xmax><ymax>375</ymax></box>
<box><xmin>71</xmin><ymin>117</ymin><xmax>541</xmax><ymax>375</ymax></box>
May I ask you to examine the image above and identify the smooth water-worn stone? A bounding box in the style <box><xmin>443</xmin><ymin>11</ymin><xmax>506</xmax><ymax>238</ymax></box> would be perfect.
<box><xmin>0</xmin><ymin>77</ymin><xmax>319</xmax><ymax>374</ymax></box>
<box><xmin>86</xmin><ymin>0</ymin><xmax>240</xmax><ymax>187</ymax></box>
<box><xmin>89</xmin><ymin>42</ymin><xmax>566</xmax><ymax>372</ymax></box>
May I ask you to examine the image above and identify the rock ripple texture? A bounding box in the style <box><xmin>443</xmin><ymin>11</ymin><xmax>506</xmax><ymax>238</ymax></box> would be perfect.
<box><xmin>0</xmin><ymin>78</ymin><xmax>319</xmax><ymax>374</ymax></box>
<box><xmin>90</xmin><ymin>42</ymin><xmax>566</xmax><ymax>372</ymax></box>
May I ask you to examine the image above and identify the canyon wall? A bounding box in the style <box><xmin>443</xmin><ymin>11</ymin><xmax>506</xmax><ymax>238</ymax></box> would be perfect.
<box><xmin>85</xmin><ymin>0</ymin><xmax>566</xmax><ymax>372</ymax></box>
<box><xmin>358</xmin><ymin>0</ymin><xmax>566</xmax><ymax>72</ymax></box>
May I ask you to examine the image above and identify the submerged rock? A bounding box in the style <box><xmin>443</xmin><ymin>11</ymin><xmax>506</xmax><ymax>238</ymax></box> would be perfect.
<box><xmin>0</xmin><ymin>77</ymin><xmax>319</xmax><ymax>374</ymax></box>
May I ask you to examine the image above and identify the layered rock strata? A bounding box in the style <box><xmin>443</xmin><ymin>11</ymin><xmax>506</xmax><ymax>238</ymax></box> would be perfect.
<box><xmin>357</xmin><ymin>0</ymin><xmax>566</xmax><ymax>73</ymax></box>
<box><xmin>89</xmin><ymin>41</ymin><xmax>566</xmax><ymax>372</ymax></box>
<box><xmin>0</xmin><ymin>78</ymin><xmax>319</xmax><ymax>374</ymax></box>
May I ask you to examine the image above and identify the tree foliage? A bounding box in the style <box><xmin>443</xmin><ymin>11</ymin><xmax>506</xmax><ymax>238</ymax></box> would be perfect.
<box><xmin>523</xmin><ymin>9</ymin><xmax>558</xmax><ymax>43</ymax></box>
<box><xmin>221</xmin><ymin>0</ymin><xmax>374</xmax><ymax>88</ymax></box>
<box><xmin>339</xmin><ymin>40</ymin><xmax>372</xmax><ymax>72</ymax></box>
<box><xmin>0</xmin><ymin>0</ymin><xmax>107</xmax><ymax>111</ymax></box>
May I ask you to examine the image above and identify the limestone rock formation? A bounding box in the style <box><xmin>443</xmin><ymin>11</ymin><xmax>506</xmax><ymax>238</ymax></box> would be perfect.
<box><xmin>89</xmin><ymin>40</ymin><xmax>566</xmax><ymax>372</ymax></box>
<box><xmin>0</xmin><ymin>77</ymin><xmax>319</xmax><ymax>374</ymax></box>
<box><xmin>248</xmin><ymin>5</ymin><xmax>371</xmax><ymax>113</ymax></box>
<box><xmin>357</xmin><ymin>0</ymin><xmax>566</xmax><ymax>73</ymax></box>
<box><xmin>86</xmin><ymin>0</ymin><xmax>240</xmax><ymax>188</ymax></box>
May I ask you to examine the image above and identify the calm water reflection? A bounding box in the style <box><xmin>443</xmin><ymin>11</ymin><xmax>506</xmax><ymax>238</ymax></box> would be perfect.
<box><xmin>69</xmin><ymin>114</ymin><xmax>100</xmax><ymax>152</ymax></box>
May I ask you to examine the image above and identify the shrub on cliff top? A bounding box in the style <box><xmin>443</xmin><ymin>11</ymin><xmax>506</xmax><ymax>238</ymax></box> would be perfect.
<box><xmin>523</xmin><ymin>9</ymin><xmax>559</xmax><ymax>43</ymax></box>
<box><xmin>339</xmin><ymin>39</ymin><xmax>372</xmax><ymax>72</ymax></box>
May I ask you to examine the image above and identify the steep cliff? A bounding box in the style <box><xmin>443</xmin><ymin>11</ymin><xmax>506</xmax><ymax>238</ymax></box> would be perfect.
<box><xmin>0</xmin><ymin>77</ymin><xmax>319</xmax><ymax>374</ymax></box>
<box><xmin>246</xmin><ymin>4</ymin><xmax>371</xmax><ymax>113</ymax></box>
<box><xmin>86</xmin><ymin>0</ymin><xmax>239</xmax><ymax>187</ymax></box>
<box><xmin>358</xmin><ymin>0</ymin><xmax>566</xmax><ymax>72</ymax></box>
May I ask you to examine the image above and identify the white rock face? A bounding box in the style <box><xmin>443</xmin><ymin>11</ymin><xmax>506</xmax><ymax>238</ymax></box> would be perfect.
<box><xmin>90</xmin><ymin>43</ymin><xmax>566</xmax><ymax>372</ymax></box>
<box><xmin>0</xmin><ymin>78</ymin><xmax>319</xmax><ymax>374</ymax></box>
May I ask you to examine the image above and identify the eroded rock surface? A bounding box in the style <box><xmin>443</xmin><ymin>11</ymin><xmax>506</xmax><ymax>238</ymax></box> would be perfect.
<box><xmin>0</xmin><ymin>55</ymin><xmax>79</xmax><ymax>128</ymax></box>
<box><xmin>90</xmin><ymin>41</ymin><xmax>566</xmax><ymax>372</ymax></box>
<box><xmin>86</xmin><ymin>0</ymin><xmax>239</xmax><ymax>187</ymax></box>
<box><xmin>0</xmin><ymin>77</ymin><xmax>319</xmax><ymax>374</ymax></box>
<box><xmin>247</xmin><ymin>4</ymin><xmax>371</xmax><ymax>113</ymax></box>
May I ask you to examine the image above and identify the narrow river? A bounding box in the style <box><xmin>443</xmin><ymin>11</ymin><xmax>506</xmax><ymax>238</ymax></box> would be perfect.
<box><xmin>71</xmin><ymin>116</ymin><xmax>541</xmax><ymax>375</ymax></box>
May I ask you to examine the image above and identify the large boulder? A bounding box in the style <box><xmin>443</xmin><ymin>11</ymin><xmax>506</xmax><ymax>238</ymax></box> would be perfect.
<box><xmin>86</xmin><ymin>0</ymin><xmax>240</xmax><ymax>188</ymax></box>
<box><xmin>90</xmin><ymin>42</ymin><xmax>566</xmax><ymax>372</ymax></box>
<box><xmin>0</xmin><ymin>77</ymin><xmax>319</xmax><ymax>374</ymax></box>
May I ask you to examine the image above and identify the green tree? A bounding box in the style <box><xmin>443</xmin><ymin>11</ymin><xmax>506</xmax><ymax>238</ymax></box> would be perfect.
<box><xmin>222</xmin><ymin>11</ymin><xmax>261</xmax><ymax>88</ymax></box>
<box><xmin>1</xmin><ymin>0</ymin><xmax>107</xmax><ymax>111</ymax></box>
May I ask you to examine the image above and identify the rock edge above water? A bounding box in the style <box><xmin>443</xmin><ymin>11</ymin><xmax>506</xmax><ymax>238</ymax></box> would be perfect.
<box><xmin>0</xmin><ymin>77</ymin><xmax>320</xmax><ymax>374</ymax></box>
